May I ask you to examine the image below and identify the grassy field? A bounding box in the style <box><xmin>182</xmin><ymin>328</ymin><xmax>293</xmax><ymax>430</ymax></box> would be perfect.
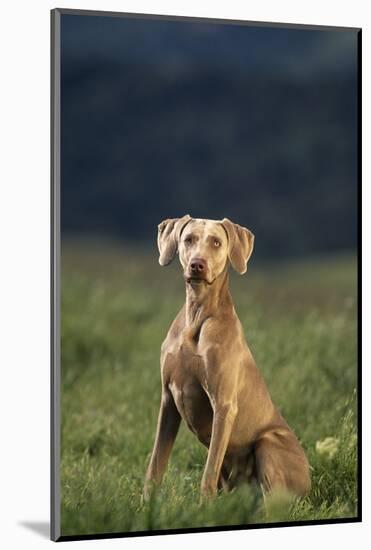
<box><xmin>60</xmin><ymin>241</ymin><xmax>358</xmax><ymax>537</ymax></box>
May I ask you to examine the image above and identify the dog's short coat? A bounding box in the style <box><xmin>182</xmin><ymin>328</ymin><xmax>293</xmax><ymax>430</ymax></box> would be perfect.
<box><xmin>144</xmin><ymin>216</ymin><xmax>311</xmax><ymax>498</ymax></box>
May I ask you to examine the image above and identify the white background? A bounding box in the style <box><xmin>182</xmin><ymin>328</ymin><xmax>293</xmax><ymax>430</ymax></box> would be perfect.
<box><xmin>0</xmin><ymin>0</ymin><xmax>369</xmax><ymax>548</ymax></box>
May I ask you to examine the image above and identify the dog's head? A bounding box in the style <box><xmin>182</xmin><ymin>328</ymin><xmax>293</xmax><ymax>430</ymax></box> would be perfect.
<box><xmin>157</xmin><ymin>215</ymin><xmax>254</xmax><ymax>285</ymax></box>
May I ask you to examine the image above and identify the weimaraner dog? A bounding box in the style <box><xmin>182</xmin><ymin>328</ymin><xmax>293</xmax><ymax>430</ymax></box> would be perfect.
<box><xmin>144</xmin><ymin>215</ymin><xmax>310</xmax><ymax>499</ymax></box>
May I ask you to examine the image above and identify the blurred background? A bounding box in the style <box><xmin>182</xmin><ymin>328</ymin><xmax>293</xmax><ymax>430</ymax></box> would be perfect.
<box><xmin>59</xmin><ymin>13</ymin><xmax>359</xmax><ymax>536</ymax></box>
<box><xmin>61</xmin><ymin>14</ymin><xmax>358</xmax><ymax>259</ymax></box>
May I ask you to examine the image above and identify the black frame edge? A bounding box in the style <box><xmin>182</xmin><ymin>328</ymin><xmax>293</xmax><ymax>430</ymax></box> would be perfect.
<box><xmin>356</xmin><ymin>28</ymin><xmax>362</xmax><ymax>523</ymax></box>
<box><xmin>51</xmin><ymin>7</ymin><xmax>61</xmax><ymax>543</ymax></box>
<box><xmin>54</xmin><ymin>6</ymin><xmax>361</xmax><ymax>32</ymax></box>
<box><xmin>57</xmin><ymin>517</ymin><xmax>361</xmax><ymax>542</ymax></box>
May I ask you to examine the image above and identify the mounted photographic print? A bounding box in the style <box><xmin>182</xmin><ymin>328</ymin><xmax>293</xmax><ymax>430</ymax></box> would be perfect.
<box><xmin>51</xmin><ymin>8</ymin><xmax>361</xmax><ymax>542</ymax></box>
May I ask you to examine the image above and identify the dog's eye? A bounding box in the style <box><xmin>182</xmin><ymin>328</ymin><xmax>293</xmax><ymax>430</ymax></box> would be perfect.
<box><xmin>184</xmin><ymin>237</ymin><xmax>193</xmax><ymax>245</ymax></box>
<box><xmin>214</xmin><ymin>240</ymin><xmax>221</xmax><ymax>247</ymax></box>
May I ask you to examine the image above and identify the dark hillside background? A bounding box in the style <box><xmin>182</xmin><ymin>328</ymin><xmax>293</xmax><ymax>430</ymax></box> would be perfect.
<box><xmin>61</xmin><ymin>14</ymin><xmax>358</xmax><ymax>259</ymax></box>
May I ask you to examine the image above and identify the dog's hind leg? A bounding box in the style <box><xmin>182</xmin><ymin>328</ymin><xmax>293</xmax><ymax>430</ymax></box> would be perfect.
<box><xmin>254</xmin><ymin>431</ymin><xmax>311</xmax><ymax>497</ymax></box>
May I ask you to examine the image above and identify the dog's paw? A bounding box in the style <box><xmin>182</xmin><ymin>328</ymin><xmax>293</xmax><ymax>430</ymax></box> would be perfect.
<box><xmin>200</xmin><ymin>477</ymin><xmax>218</xmax><ymax>499</ymax></box>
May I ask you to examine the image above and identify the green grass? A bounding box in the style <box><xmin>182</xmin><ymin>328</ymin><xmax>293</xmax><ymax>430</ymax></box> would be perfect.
<box><xmin>60</xmin><ymin>242</ymin><xmax>358</xmax><ymax>536</ymax></box>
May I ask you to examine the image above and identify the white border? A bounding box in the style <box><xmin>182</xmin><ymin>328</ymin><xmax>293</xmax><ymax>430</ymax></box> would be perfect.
<box><xmin>0</xmin><ymin>1</ymin><xmax>368</xmax><ymax>548</ymax></box>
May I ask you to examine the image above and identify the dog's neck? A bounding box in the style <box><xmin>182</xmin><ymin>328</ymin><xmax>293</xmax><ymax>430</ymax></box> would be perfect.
<box><xmin>184</xmin><ymin>267</ymin><xmax>233</xmax><ymax>329</ymax></box>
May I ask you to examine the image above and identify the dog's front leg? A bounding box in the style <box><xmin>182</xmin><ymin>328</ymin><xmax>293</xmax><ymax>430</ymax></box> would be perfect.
<box><xmin>143</xmin><ymin>388</ymin><xmax>181</xmax><ymax>501</ymax></box>
<box><xmin>201</xmin><ymin>402</ymin><xmax>237</xmax><ymax>497</ymax></box>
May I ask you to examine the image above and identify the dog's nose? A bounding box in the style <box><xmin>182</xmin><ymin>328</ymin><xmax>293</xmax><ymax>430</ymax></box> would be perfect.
<box><xmin>190</xmin><ymin>258</ymin><xmax>207</xmax><ymax>274</ymax></box>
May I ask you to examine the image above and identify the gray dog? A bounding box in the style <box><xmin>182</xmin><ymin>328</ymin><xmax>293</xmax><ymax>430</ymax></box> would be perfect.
<box><xmin>144</xmin><ymin>215</ymin><xmax>310</xmax><ymax>499</ymax></box>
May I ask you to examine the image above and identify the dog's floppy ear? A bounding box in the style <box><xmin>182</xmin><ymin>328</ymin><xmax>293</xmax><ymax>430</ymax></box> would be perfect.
<box><xmin>157</xmin><ymin>215</ymin><xmax>191</xmax><ymax>266</ymax></box>
<box><xmin>221</xmin><ymin>218</ymin><xmax>254</xmax><ymax>274</ymax></box>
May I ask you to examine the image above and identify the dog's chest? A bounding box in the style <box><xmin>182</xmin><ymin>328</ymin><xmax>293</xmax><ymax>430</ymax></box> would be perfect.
<box><xmin>163</xmin><ymin>344</ymin><xmax>213</xmax><ymax>442</ymax></box>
